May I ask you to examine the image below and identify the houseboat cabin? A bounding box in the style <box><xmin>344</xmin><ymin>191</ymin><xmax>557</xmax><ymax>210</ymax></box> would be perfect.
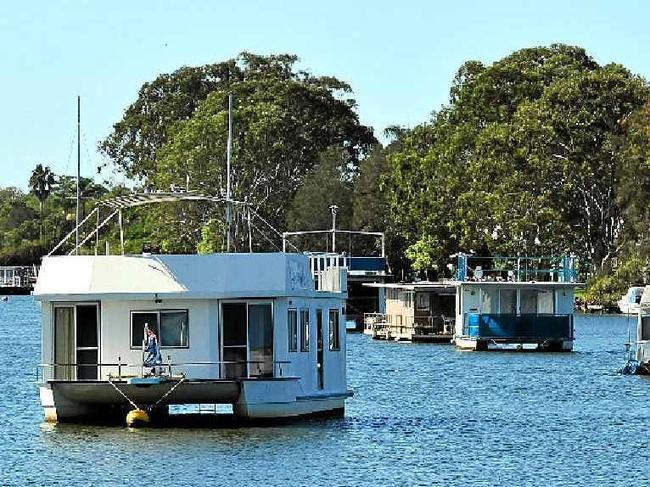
<box><xmin>35</xmin><ymin>253</ymin><xmax>351</xmax><ymax>423</ymax></box>
<box><xmin>454</xmin><ymin>282</ymin><xmax>576</xmax><ymax>351</ymax></box>
<box><xmin>363</xmin><ymin>283</ymin><xmax>456</xmax><ymax>342</ymax></box>
<box><xmin>453</xmin><ymin>254</ymin><xmax>578</xmax><ymax>351</ymax></box>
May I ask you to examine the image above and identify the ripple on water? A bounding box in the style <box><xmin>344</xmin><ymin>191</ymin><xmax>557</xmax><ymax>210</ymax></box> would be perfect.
<box><xmin>1</xmin><ymin>298</ymin><xmax>649</xmax><ymax>486</ymax></box>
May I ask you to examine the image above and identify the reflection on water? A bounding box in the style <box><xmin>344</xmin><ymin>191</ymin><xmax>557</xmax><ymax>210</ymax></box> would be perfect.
<box><xmin>2</xmin><ymin>296</ymin><xmax>650</xmax><ymax>486</ymax></box>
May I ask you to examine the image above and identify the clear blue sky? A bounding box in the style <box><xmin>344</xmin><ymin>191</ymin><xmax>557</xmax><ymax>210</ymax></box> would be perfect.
<box><xmin>2</xmin><ymin>0</ymin><xmax>649</xmax><ymax>190</ymax></box>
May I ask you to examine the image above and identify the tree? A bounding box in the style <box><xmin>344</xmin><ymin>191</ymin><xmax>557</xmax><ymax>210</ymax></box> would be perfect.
<box><xmin>99</xmin><ymin>52</ymin><xmax>374</xmax><ymax>184</ymax></box>
<box><xmin>28</xmin><ymin>164</ymin><xmax>56</xmax><ymax>241</ymax></box>
<box><xmin>284</xmin><ymin>147</ymin><xmax>354</xmax><ymax>251</ymax></box>
<box><xmin>386</xmin><ymin>44</ymin><xmax>650</xmax><ymax>275</ymax></box>
<box><xmin>110</xmin><ymin>53</ymin><xmax>375</xmax><ymax>253</ymax></box>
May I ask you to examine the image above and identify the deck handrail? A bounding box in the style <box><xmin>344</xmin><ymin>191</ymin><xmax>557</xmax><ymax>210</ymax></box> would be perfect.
<box><xmin>36</xmin><ymin>360</ymin><xmax>292</xmax><ymax>382</ymax></box>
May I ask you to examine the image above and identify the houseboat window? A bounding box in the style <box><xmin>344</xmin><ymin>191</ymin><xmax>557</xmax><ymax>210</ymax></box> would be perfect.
<box><xmin>499</xmin><ymin>289</ymin><xmax>517</xmax><ymax>315</ymax></box>
<box><xmin>75</xmin><ymin>304</ymin><xmax>99</xmax><ymax>380</ymax></box>
<box><xmin>76</xmin><ymin>305</ymin><xmax>98</xmax><ymax>348</ymax></box>
<box><xmin>480</xmin><ymin>288</ymin><xmax>498</xmax><ymax>314</ymax></box>
<box><xmin>538</xmin><ymin>290</ymin><xmax>554</xmax><ymax>314</ymax></box>
<box><xmin>403</xmin><ymin>291</ymin><xmax>413</xmax><ymax>308</ymax></box>
<box><xmin>131</xmin><ymin>310</ymin><xmax>188</xmax><ymax>348</ymax></box>
<box><xmin>416</xmin><ymin>293</ymin><xmax>430</xmax><ymax>310</ymax></box>
<box><xmin>316</xmin><ymin>309</ymin><xmax>323</xmax><ymax>350</ymax></box>
<box><xmin>288</xmin><ymin>309</ymin><xmax>298</xmax><ymax>352</ymax></box>
<box><xmin>300</xmin><ymin>309</ymin><xmax>310</xmax><ymax>352</ymax></box>
<box><xmin>642</xmin><ymin>317</ymin><xmax>650</xmax><ymax>341</ymax></box>
<box><xmin>329</xmin><ymin>309</ymin><xmax>340</xmax><ymax>351</ymax></box>
<box><xmin>131</xmin><ymin>312</ymin><xmax>159</xmax><ymax>348</ymax></box>
<box><xmin>54</xmin><ymin>307</ymin><xmax>74</xmax><ymax>380</ymax></box>
<box><xmin>160</xmin><ymin>311</ymin><xmax>189</xmax><ymax>347</ymax></box>
<box><xmin>520</xmin><ymin>290</ymin><xmax>537</xmax><ymax>314</ymax></box>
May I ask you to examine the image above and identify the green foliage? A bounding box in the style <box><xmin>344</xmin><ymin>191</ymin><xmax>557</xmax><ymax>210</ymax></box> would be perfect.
<box><xmin>584</xmin><ymin>256</ymin><xmax>648</xmax><ymax>305</ymax></box>
<box><xmin>101</xmin><ymin>52</ymin><xmax>374</xmax><ymax>253</ymax></box>
<box><xmin>386</xmin><ymin>44</ymin><xmax>650</xmax><ymax>276</ymax></box>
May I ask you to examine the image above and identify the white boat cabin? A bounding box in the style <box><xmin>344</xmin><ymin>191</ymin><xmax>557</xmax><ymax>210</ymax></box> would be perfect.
<box><xmin>35</xmin><ymin>252</ymin><xmax>351</xmax><ymax>423</ymax></box>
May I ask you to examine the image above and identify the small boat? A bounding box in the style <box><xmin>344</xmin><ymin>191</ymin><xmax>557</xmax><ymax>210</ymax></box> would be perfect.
<box><xmin>617</xmin><ymin>286</ymin><xmax>644</xmax><ymax>315</ymax></box>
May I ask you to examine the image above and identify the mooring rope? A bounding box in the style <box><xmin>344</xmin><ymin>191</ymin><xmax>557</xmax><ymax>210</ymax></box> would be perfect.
<box><xmin>107</xmin><ymin>375</ymin><xmax>187</xmax><ymax>411</ymax></box>
<box><xmin>107</xmin><ymin>377</ymin><xmax>139</xmax><ymax>410</ymax></box>
<box><xmin>152</xmin><ymin>376</ymin><xmax>187</xmax><ymax>408</ymax></box>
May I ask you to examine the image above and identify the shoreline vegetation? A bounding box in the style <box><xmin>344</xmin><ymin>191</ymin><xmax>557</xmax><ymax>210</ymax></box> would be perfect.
<box><xmin>3</xmin><ymin>46</ymin><xmax>650</xmax><ymax>310</ymax></box>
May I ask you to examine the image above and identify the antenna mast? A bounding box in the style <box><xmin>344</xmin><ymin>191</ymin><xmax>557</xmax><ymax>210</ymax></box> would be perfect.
<box><xmin>226</xmin><ymin>94</ymin><xmax>233</xmax><ymax>251</ymax></box>
<box><xmin>76</xmin><ymin>96</ymin><xmax>81</xmax><ymax>255</ymax></box>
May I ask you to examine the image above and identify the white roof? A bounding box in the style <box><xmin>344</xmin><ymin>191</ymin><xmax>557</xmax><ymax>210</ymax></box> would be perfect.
<box><xmin>365</xmin><ymin>280</ymin><xmax>581</xmax><ymax>291</ymax></box>
<box><xmin>34</xmin><ymin>253</ymin><xmax>338</xmax><ymax>301</ymax></box>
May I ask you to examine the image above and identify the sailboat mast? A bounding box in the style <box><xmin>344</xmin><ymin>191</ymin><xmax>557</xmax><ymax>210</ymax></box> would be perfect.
<box><xmin>76</xmin><ymin>96</ymin><xmax>81</xmax><ymax>255</ymax></box>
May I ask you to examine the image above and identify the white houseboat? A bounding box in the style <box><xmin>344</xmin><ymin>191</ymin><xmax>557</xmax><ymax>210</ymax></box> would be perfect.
<box><xmin>35</xmin><ymin>252</ymin><xmax>351</xmax><ymax>423</ymax></box>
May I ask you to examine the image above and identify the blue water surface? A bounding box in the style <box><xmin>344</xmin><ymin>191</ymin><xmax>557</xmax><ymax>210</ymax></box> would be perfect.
<box><xmin>0</xmin><ymin>296</ymin><xmax>647</xmax><ymax>486</ymax></box>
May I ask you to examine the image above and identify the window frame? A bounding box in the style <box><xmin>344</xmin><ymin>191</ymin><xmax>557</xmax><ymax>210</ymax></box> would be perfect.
<box><xmin>288</xmin><ymin>308</ymin><xmax>298</xmax><ymax>352</ymax></box>
<box><xmin>329</xmin><ymin>308</ymin><xmax>340</xmax><ymax>351</ymax></box>
<box><xmin>300</xmin><ymin>308</ymin><xmax>310</xmax><ymax>352</ymax></box>
<box><xmin>130</xmin><ymin>309</ymin><xmax>189</xmax><ymax>349</ymax></box>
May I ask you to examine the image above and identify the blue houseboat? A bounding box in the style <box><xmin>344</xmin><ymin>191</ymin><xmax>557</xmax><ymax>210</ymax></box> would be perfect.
<box><xmin>453</xmin><ymin>254</ymin><xmax>579</xmax><ymax>351</ymax></box>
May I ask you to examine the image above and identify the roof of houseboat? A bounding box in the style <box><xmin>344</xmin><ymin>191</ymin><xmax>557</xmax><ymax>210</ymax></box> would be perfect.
<box><xmin>364</xmin><ymin>280</ymin><xmax>581</xmax><ymax>290</ymax></box>
<box><xmin>34</xmin><ymin>252</ymin><xmax>344</xmax><ymax>300</ymax></box>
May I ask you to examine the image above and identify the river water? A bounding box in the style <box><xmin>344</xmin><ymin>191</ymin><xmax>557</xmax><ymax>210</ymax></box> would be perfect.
<box><xmin>1</xmin><ymin>296</ymin><xmax>648</xmax><ymax>486</ymax></box>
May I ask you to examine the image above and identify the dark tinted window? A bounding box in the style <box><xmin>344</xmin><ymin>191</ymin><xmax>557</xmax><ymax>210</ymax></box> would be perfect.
<box><xmin>76</xmin><ymin>305</ymin><xmax>98</xmax><ymax>348</ymax></box>
<box><xmin>222</xmin><ymin>303</ymin><xmax>247</xmax><ymax>346</ymax></box>
<box><xmin>160</xmin><ymin>311</ymin><xmax>188</xmax><ymax>347</ymax></box>
<box><xmin>131</xmin><ymin>312</ymin><xmax>158</xmax><ymax>348</ymax></box>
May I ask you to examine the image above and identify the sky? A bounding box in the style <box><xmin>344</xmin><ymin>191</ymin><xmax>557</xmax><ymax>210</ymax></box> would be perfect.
<box><xmin>2</xmin><ymin>0</ymin><xmax>650</xmax><ymax>190</ymax></box>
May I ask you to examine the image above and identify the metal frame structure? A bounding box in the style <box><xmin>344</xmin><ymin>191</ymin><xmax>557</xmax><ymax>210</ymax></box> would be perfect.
<box><xmin>47</xmin><ymin>192</ymin><xmax>297</xmax><ymax>257</ymax></box>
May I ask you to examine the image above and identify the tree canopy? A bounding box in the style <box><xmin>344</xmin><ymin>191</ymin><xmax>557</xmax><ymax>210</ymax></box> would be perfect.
<box><xmin>386</xmin><ymin>44</ymin><xmax>650</xmax><ymax>277</ymax></box>
<box><xmin>99</xmin><ymin>52</ymin><xmax>375</xmax><ymax>252</ymax></box>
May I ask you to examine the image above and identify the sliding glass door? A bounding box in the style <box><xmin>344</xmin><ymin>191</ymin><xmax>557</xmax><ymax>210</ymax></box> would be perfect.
<box><xmin>54</xmin><ymin>303</ymin><xmax>99</xmax><ymax>380</ymax></box>
<box><xmin>221</xmin><ymin>301</ymin><xmax>273</xmax><ymax>379</ymax></box>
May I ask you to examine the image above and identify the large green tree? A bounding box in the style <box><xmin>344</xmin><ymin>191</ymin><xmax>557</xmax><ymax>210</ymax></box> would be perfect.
<box><xmin>102</xmin><ymin>53</ymin><xmax>375</xmax><ymax>252</ymax></box>
<box><xmin>387</xmin><ymin>44</ymin><xmax>649</xmax><ymax>275</ymax></box>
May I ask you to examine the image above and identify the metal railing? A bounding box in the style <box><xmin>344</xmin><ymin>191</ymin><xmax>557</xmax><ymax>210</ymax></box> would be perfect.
<box><xmin>363</xmin><ymin>312</ymin><xmax>454</xmax><ymax>336</ymax></box>
<box><xmin>36</xmin><ymin>359</ymin><xmax>292</xmax><ymax>383</ymax></box>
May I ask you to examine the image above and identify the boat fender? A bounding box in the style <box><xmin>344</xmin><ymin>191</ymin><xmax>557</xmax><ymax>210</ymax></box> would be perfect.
<box><xmin>126</xmin><ymin>408</ymin><xmax>150</xmax><ymax>427</ymax></box>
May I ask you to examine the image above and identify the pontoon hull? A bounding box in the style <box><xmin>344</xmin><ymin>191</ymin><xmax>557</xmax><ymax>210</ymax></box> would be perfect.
<box><xmin>454</xmin><ymin>337</ymin><xmax>573</xmax><ymax>352</ymax></box>
<box><xmin>39</xmin><ymin>378</ymin><xmax>351</xmax><ymax>423</ymax></box>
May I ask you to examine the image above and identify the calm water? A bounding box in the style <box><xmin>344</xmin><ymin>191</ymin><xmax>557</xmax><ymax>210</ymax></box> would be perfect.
<box><xmin>1</xmin><ymin>296</ymin><xmax>648</xmax><ymax>486</ymax></box>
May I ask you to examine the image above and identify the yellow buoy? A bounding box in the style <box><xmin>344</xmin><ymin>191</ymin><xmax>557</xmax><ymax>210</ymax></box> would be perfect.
<box><xmin>126</xmin><ymin>408</ymin><xmax>150</xmax><ymax>427</ymax></box>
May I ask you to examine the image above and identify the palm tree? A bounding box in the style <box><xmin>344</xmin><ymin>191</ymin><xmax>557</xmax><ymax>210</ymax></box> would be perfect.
<box><xmin>29</xmin><ymin>164</ymin><xmax>56</xmax><ymax>242</ymax></box>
